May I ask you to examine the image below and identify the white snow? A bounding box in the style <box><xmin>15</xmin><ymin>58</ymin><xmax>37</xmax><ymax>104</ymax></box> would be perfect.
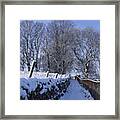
<box><xmin>20</xmin><ymin>78</ymin><xmax>62</xmax><ymax>92</ymax></box>
<box><xmin>20</xmin><ymin>88</ymin><xmax>27</xmax><ymax>97</ymax></box>
<box><xmin>60</xmin><ymin>80</ymin><xmax>94</xmax><ymax>100</ymax></box>
<box><xmin>20</xmin><ymin>77</ymin><xmax>69</xmax><ymax>99</ymax></box>
<box><xmin>20</xmin><ymin>71</ymin><xmax>69</xmax><ymax>79</ymax></box>
<box><xmin>81</xmin><ymin>79</ymin><xmax>100</xmax><ymax>83</ymax></box>
<box><xmin>20</xmin><ymin>71</ymin><xmax>95</xmax><ymax>100</ymax></box>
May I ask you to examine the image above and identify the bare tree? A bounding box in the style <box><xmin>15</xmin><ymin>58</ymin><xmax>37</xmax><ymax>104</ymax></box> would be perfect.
<box><xmin>20</xmin><ymin>20</ymin><xmax>44</xmax><ymax>71</ymax></box>
<box><xmin>73</xmin><ymin>28</ymin><xmax>100</xmax><ymax>79</ymax></box>
<box><xmin>20</xmin><ymin>20</ymin><xmax>34</xmax><ymax>71</ymax></box>
<box><xmin>45</xmin><ymin>20</ymin><xmax>74</xmax><ymax>74</ymax></box>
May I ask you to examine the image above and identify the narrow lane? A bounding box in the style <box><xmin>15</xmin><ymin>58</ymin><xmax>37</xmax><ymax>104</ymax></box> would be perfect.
<box><xmin>60</xmin><ymin>80</ymin><xmax>94</xmax><ymax>100</ymax></box>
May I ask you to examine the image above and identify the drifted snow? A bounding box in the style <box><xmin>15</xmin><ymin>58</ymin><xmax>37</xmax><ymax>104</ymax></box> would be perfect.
<box><xmin>60</xmin><ymin>80</ymin><xmax>94</xmax><ymax>100</ymax></box>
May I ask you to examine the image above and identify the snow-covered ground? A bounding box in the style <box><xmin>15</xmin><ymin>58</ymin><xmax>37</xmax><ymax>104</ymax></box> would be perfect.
<box><xmin>20</xmin><ymin>71</ymin><xmax>94</xmax><ymax>100</ymax></box>
<box><xmin>20</xmin><ymin>71</ymin><xmax>70</xmax><ymax>79</ymax></box>
<box><xmin>60</xmin><ymin>80</ymin><xmax>94</xmax><ymax>100</ymax></box>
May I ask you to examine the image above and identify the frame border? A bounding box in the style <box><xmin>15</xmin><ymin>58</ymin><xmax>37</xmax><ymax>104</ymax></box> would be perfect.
<box><xmin>0</xmin><ymin>0</ymin><xmax>119</xmax><ymax>119</ymax></box>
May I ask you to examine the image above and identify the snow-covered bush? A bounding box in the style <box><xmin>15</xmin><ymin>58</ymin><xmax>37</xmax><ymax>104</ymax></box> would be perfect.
<box><xmin>20</xmin><ymin>78</ymin><xmax>70</xmax><ymax>100</ymax></box>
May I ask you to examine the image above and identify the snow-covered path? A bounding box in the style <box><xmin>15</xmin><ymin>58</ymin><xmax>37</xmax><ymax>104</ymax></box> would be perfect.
<box><xmin>60</xmin><ymin>80</ymin><xmax>94</xmax><ymax>100</ymax></box>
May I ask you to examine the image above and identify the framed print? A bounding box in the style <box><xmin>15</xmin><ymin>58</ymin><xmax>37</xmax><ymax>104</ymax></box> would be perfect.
<box><xmin>0</xmin><ymin>0</ymin><xmax>119</xmax><ymax>119</ymax></box>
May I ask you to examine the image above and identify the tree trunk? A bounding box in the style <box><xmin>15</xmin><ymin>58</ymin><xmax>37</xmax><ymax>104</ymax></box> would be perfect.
<box><xmin>27</xmin><ymin>62</ymin><xmax>30</xmax><ymax>72</ymax></box>
<box><xmin>56</xmin><ymin>73</ymin><xmax>59</xmax><ymax>78</ymax></box>
<box><xmin>46</xmin><ymin>71</ymin><xmax>49</xmax><ymax>77</ymax></box>
<box><xmin>47</xmin><ymin>54</ymin><xmax>50</xmax><ymax>71</ymax></box>
<box><xmin>29</xmin><ymin>61</ymin><xmax>36</xmax><ymax>78</ymax></box>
